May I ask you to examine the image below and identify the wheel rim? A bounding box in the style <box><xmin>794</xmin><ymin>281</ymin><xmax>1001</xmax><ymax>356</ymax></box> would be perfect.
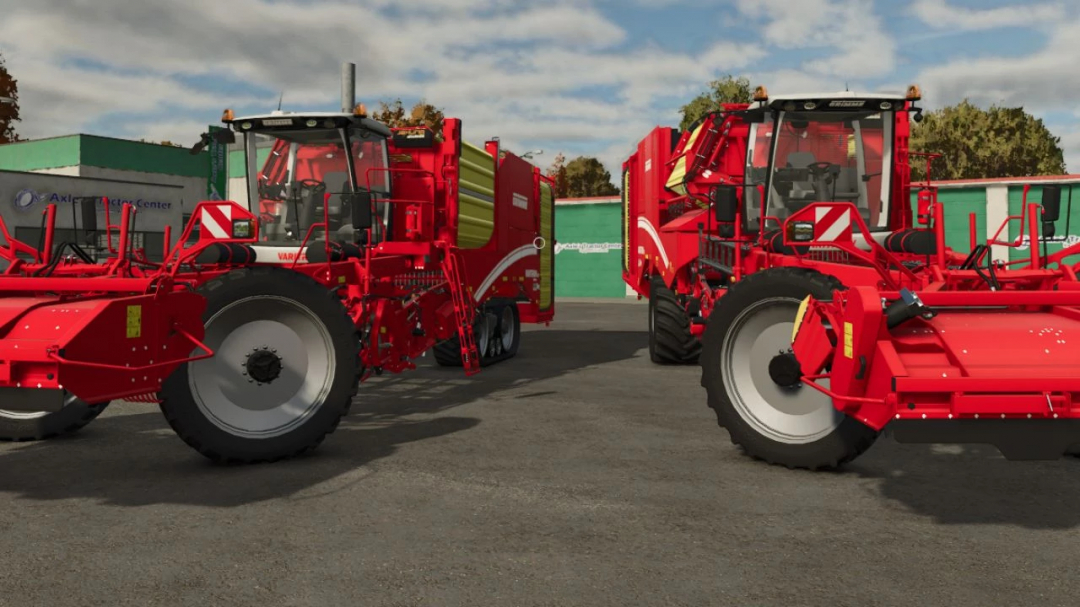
<box><xmin>188</xmin><ymin>295</ymin><xmax>336</xmax><ymax>439</ymax></box>
<box><xmin>721</xmin><ymin>296</ymin><xmax>842</xmax><ymax>444</ymax></box>
<box><xmin>500</xmin><ymin>306</ymin><xmax>515</xmax><ymax>352</ymax></box>
<box><xmin>0</xmin><ymin>392</ymin><xmax>81</xmax><ymax>420</ymax></box>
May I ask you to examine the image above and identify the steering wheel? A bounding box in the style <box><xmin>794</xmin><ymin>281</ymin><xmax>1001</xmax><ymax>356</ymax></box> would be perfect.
<box><xmin>806</xmin><ymin>162</ymin><xmax>839</xmax><ymax>180</ymax></box>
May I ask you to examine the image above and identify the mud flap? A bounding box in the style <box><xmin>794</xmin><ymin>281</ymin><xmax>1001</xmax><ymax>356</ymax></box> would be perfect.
<box><xmin>891</xmin><ymin>419</ymin><xmax>1080</xmax><ymax>461</ymax></box>
<box><xmin>0</xmin><ymin>387</ymin><xmax>65</xmax><ymax>412</ymax></box>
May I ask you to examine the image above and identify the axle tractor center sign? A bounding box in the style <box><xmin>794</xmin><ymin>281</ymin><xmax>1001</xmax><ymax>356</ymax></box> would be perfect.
<box><xmin>12</xmin><ymin>188</ymin><xmax>172</xmax><ymax>212</ymax></box>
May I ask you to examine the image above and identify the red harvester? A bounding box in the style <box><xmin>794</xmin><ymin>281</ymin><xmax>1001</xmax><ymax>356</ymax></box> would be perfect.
<box><xmin>623</xmin><ymin>84</ymin><xmax>1080</xmax><ymax>467</ymax></box>
<box><xmin>0</xmin><ymin>63</ymin><xmax>555</xmax><ymax>463</ymax></box>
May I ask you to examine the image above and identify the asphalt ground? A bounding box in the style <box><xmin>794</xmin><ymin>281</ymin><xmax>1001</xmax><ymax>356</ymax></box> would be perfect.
<box><xmin>1</xmin><ymin>301</ymin><xmax>1078</xmax><ymax>606</ymax></box>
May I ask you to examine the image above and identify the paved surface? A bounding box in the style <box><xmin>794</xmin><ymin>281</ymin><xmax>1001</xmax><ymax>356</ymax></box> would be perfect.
<box><xmin>2</xmin><ymin>302</ymin><xmax>1079</xmax><ymax>606</ymax></box>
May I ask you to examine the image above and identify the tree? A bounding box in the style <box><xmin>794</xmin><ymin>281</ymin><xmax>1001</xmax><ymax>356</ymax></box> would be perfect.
<box><xmin>910</xmin><ymin>100</ymin><xmax>1066</xmax><ymax>180</ymax></box>
<box><xmin>0</xmin><ymin>52</ymin><xmax>21</xmax><ymax>144</ymax></box>
<box><xmin>372</xmin><ymin>98</ymin><xmax>445</xmax><ymax>134</ymax></box>
<box><xmin>564</xmin><ymin>156</ymin><xmax>619</xmax><ymax>198</ymax></box>
<box><xmin>139</xmin><ymin>139</ymin><xmax>183</xmax><ymax>148</ymax></box>
<box><xmin>546</xmin><ymin>153</ymin><xmax>570</xmax><ymax>198</ymax></box>
<box><xmin>678</xmin><ymin>75</ymin><xmax>753</xmax><ymax>132</ymax></box>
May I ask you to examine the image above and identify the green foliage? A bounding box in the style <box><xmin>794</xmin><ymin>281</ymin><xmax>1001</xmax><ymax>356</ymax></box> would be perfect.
<box><xmin>564</xmin><ymin>156</ymin><xmax>619</xmax><ymax>198</ymax></box>
<box><xmin>678</xmin><ymin>75</ymin><xmax>752</xmax><ymax>131</ymax></box>
<box><xmin>0</xmin><ymin>52</ymin><xmax>21</xmax><ymax>144</ymax></box>
<box><xmin>372</xmin><ymin>98</ymin><xmax>445</xmax><ymax>133</ymax></box>
<box><xmin>546</xmin><ymin>153</ymin><xmax>570</xmax><ymax>198</ymax></box>
<box><xmin>910</xmin><ymin>100</ymin><xmax>1066</xmax><ymax>181</ymax></box>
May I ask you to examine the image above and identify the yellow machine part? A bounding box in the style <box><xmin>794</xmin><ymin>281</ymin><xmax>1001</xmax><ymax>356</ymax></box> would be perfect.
<box><xmin>666</xmin><ymin>122</ymin><xmax>707</xmax><ymax>197</ymax></box>
<box><xmin>622</xmin><ymin>169</ymin><xmax>630</xmax><ymax>271</ymax></box>
<box><xmin>539</xmin><ymin>181</ymin><xmax>554</xmax><ymax>311</ymax></box>
<box><xmin>458</xmin><ymin>141</ymin><xmax>496</xmax><ymax>249</ymax></box>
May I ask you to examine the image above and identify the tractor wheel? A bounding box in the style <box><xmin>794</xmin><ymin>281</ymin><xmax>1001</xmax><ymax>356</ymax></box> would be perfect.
<box><xmin>432</xmin><ymin>302</ymin><xmax>520</xmax><ymax>368</ymax></box>
<box><xmin>648</xmin><ymin>276</ymin><xmax>701</xmax><ymax>365</ymax></box>
<box><xmin>0</xmin><ymin>395</ymin><xmax>109</xmax><ymax>441</ymax></box>
<box><xmin>699</xmin><ymin>267</ymin><xmax>879</xmax><ymax>469</ymax></box>
<box><xmin>158</xmin><ymin>267</ymin><xmax>361</xmax><ymax>464</ymax></box>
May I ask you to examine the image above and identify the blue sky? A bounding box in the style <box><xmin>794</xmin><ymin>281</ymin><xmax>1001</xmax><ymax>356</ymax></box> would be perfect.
<box><xmin>2</xmin><ymin>0</ymin><xmax>1079</xmax><ymax>180</ymax></box>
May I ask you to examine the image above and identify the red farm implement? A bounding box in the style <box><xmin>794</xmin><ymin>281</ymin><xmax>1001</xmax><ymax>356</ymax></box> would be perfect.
<box><xmin>622</xmin><ymin>84</ymin><xmax>1080</xmax><ymax>467</ymax></box>
<box><xmin>0</xmin><ymin>63</ymin><xmax>555</xmax><ymax>463</ymax></box>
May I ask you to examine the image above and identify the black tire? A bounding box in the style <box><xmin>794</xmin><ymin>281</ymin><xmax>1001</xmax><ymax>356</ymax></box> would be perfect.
<box><xmin>432</xmin><ymin>301</ymin><xmax>521</xmax><ymax>368</ymax></box>
<box><xmin>699</xmin><ymin>267</ymin><xmax>878</xmax><ymax>469</ymax></box>
<box><xmin>648</xmin><ymin>276</ymin><xmax>701</xmax><ymax>365</ymax></box>
<box><xmin>158</xmin><ymin>266</ymin><xmax>362</xmax><ymax>464</ymax></box>
<box><xmin>0</xmin><ymin>396</ymin><xmax>109</xmax><ymax>441</ymax></box>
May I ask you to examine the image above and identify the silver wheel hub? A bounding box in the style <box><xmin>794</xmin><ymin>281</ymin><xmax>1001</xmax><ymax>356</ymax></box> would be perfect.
<box><xmin>721</xmin><ymin>297</ymin><xmax>842</xmax><ymax>444</ymax></box>
<box><xmin>189</xmin><ymin>295</ymin><xmax>336</xmax><ymax>439</ymax></box>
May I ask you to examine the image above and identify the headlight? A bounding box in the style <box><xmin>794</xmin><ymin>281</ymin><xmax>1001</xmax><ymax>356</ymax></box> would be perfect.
<box><xmin>787</xmin><ymin>221</ymin><xmax>815</xmax><ymax>242</ymax></box>
<box><xmin>232</xmin><ymin>219</ymin><xmax>253</xmax><ymax>238</ymax></box>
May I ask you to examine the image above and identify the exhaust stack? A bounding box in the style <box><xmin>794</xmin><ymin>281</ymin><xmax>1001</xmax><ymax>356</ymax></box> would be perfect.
<box><xmin>341</xmin><ymin>62</ymin><xmax>356</xmax><ymax>113</ymax></box>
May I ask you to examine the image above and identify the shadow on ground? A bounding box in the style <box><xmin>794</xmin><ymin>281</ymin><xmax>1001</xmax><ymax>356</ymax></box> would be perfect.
<box><xmin>355</xmin><ymin>329</ymin><xmax>646</xmax><ymax>420</ymax></box>
<box><xmin>843</xmin><ymin>438</ymin><xmax>1080</xmax><ymax>529</ymax></box>
<box><xmin>0</xmin><ymin>329</ymin><xmax>645</xmax><ymax>509</ymax></box>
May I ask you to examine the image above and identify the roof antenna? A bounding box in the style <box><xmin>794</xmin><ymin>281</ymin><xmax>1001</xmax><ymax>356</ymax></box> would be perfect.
<box><xmin>277</xmin><ymin>92</ymin><xmax>284</xmax><ymax>111</ymax></box>
<box><xmin>845</xmin><ymin>82</ymin><xmax>849</xmax><ymax>92</ymax></box>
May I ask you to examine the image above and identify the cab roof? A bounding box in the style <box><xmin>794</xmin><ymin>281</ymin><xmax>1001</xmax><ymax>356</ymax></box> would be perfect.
<box><xmin>225</xmin><ymin>110</ymin><xmax>392</xmax><ymax>138</ymax></box>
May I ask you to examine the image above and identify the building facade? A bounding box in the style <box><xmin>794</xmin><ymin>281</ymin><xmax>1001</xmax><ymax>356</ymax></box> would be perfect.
<box><xmin>0</xmin><ymin>134</ymin><xmax>210</xmax><ymax>260</ymax></box>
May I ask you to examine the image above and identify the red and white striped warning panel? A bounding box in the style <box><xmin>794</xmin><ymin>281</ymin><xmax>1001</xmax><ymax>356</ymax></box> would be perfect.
<box><xmin>200</xmin><ymin>204</ymin><xmax>234</xmax><ymax>239</ymax></box>
<box><xmin>813</xmin><ymin>205</ymin><xmax>853</xmax><ymax>242</ymax></box>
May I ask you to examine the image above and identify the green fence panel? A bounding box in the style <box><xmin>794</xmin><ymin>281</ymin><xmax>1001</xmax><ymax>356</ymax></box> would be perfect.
<box><xmin>1008</xmin><ymin>184</ymin><xmax>1080</xmax><ymax>265</ymax></box>
<box><xmin>554</xmin><ymin>203</ymin><xmax>626</xmax><ymax>298</ymax></box>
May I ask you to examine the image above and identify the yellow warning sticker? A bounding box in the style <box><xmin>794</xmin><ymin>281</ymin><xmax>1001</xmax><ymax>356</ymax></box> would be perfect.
<box><xmin>843</xmin><ymin>322</ymin><xmax>853</xmax><ymax>359</ymax></box>
<box><xmin>126</xmin><ymin>305</ymin><xmax>142</xmax><ymax>339</ymax></box>
<box><xmin>792</xmin><ymin>296</ymin><xmax>811</xmax><ymax>343</ymax></box>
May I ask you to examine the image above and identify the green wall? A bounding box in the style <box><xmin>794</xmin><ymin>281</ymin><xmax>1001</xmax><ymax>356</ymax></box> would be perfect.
<box><xmin>554</xmin><ymin>203</ymin><xmax>626</xmax><ymax>298</ymax></box>
<box><xmin>0</xmin><ymin>136</ymin><xmax>81</xmax><ymax>172</ymax></box>
<box><xmin>1007</xmin><ymin>184</ymin><xmax>1080</xmax><ymax>264</ymax></box>
<box><xmin>908</xmin><ymin>186</ymin><xmax>987</xmax><ymax>255</ymax></box>
<box><xmin>0</xmin><ymin>135</ymin><xmax>209</xmax><ymax>178</ymax></box>
<box><xmin>80</xmin><ymin>136</ymin><xmax>209</xmax><ymax>178</ymax></box>
<box><xmin>228</xmin><ymin>147</ymin><xmax>271</xmax><ymax>179</ymax></box>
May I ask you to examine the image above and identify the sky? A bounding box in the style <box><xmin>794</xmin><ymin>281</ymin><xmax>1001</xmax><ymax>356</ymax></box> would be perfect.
<box><xmin>2</xmin><ymin>0</ymin><xmax>1079</xmax><ymax>183</ymax></box>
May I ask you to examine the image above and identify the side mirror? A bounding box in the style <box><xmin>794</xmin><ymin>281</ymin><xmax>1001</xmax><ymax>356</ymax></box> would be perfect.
<box><xmin>348</xmin><ymin>190</ymin><xmax>373</xmax><ymax>232</ymax></box>
<box><xmin>1042</xmin><ymin>185</ymin><xmax>1062</xmax><ymax>223</ymax></box>
<box><xmin>713</xmin><ymin>185</ymin><xmax>739</xmax><ymax>223</ymax></box>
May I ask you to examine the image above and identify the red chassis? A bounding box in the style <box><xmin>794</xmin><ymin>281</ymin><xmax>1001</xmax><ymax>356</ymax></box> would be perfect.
<box><xmin>784</xmin><ymin>199</ymin><xmax>1080</xmax><ymax>460</ymax></box>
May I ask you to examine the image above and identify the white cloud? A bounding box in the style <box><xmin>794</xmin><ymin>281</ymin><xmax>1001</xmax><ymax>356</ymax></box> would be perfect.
<box><xmin>912</xmin><ymin>0</ymin><xmax>1067</xmax><ymax>31</ymax></box>
<box><xmin>916</xmin><ymin>18</ymin><xmax>1080</xmax><ymax>112</ymax></box>
<box><xmin>734</xmin><ymin>0</ymin><xmax>895</xmax><ymax>78</ymax></box>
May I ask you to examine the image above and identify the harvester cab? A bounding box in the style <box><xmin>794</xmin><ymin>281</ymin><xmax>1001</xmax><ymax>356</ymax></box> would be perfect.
<box><xmin>222</xmin><ymin>106</ymin><xmax>395</xmax><ymax>255</ymax></box>
<box><xmin>715</xmin><ymin>85</ymin><xmax>922</xmax><ymax>252</ymax></box>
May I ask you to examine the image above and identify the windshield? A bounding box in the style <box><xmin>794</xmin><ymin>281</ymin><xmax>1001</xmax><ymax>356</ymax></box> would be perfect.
<box><xmin>748</xmin><ymin>110</ymin><xmax>893</xmax><ymax>230</ymax></box>
<box><xmin>245</xmin><ymin>126</ymin><xmax>391</xmax><ymax>245</ymax></box>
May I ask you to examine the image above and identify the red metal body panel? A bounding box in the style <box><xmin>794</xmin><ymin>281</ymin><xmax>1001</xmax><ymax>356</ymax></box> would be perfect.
<box><xmin>0</xmin><ymin>112</ymin><xmax>555</xmax><ymax>405</ymax></box>
<box><xmin>623</xmin><ymin>89</ymin><xmax>1080</xmax><ymax>453</ymax></box>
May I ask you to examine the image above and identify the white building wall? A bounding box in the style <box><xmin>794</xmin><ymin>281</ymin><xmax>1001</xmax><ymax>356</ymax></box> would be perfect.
<box><xmin>33</xmin><ymin>166</ymin><xmax>81</xmax><ymax>177</ymax></box>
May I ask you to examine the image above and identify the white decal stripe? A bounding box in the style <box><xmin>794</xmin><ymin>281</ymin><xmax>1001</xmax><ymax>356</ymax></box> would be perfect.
<box><xmin>200</xmin><ymin>208</ymin><xmax>228</xmax><ymax>239</ymax></box>
<box><xmin>475</xmin><ymin>244</ymin><xmax>538</xmax><ymax>300</ymax></box>
<box><xmin>819</xmin><ymin>212</ymin><xmax>851</xmax><ymax>242</ymax></box>
<box><xmin>636</xmin><ymin>217</ymin><xmax>670</xmax><ymax>268</ymax></box>
<box><xmin>815</xmin><ymin>207</ymin><xmax>829</xmax><ymax>222</ymax></box>
<box><xmin>248</xmin><ymin>245</ymin><xmax>306</xmax><ymax>264</ymax></box>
